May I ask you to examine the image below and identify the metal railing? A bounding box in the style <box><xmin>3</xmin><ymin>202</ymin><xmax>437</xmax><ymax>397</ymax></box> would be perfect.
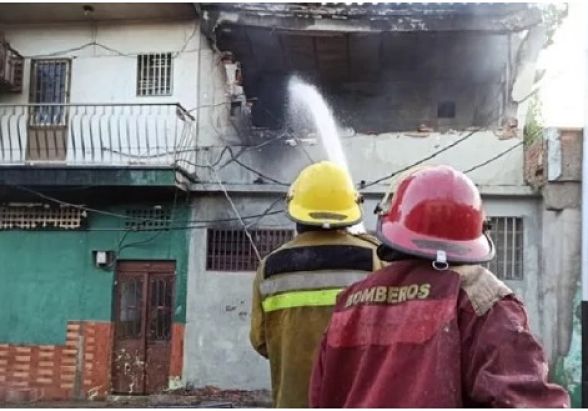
<box><xmin>0</xmin><ymin>40</ymin><xmax>24</xmax><ymax>92</ymax></box>
<box><xmin>0</xmin><ymin>103</ymin><xmax>196</xmax><ymax>169</ymax></box>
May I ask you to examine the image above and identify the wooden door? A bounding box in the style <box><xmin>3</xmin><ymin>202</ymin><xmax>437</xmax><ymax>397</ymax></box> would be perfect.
<box><xmin>112</xmin><ymin>261</ymin><xmax>175</xmax><ymax>394</ymax></box>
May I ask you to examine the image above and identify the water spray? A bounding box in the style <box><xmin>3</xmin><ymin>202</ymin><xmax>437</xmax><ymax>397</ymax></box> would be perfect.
<box><xmin>287</xmin><ymin>76</ymin><xmax>366</xmax><ymax>234</ymax></box>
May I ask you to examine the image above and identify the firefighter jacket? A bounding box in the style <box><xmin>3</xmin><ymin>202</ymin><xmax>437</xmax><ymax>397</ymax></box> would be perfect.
<box><xmin>250</xmin><ymin>230</ymin><xmax>383</xmax><ymax>408</ymax></box>
<box><xmin>309</xmin><ymin>260</ymin><xmax>570</xmax><ymax>408</ymax></box>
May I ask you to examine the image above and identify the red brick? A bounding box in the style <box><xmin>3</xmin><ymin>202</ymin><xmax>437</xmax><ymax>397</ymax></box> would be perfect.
<box><xmin>169</xmin><ymin>323</ymin><xmax>185</xmax><ymax>378</ymax></box>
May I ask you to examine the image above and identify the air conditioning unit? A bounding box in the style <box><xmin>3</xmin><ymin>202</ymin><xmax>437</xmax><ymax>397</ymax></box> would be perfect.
<box><xmin>0</xmin><ymin>39</ymin><xmax>24</xmax><ymax>93</ymax></box>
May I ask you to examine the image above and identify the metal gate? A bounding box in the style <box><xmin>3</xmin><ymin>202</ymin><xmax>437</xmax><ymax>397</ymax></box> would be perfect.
<box><xmin>112</xmin><ymin>261</ymin><xmax>175</xmax><ymax>394</ymax></box>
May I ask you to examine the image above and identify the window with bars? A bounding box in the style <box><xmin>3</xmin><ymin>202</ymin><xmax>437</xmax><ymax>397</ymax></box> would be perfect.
<box><xmin>29</xmin><ymin>59</ymin><xmax>70</xmax><ymax>126</ymax></box>
<box><xmin>0</xmin><ymin>204</ymin><xmax>85</xmax><ymax>230</ymax></box>
<box><xmin>125</xmin><ymin>208</ymin><xmax>171</xmax><ymax>229</ymax></box>
<box><xmin>137</xmin><ymin>53</ymin><xmax>173</xmax><ymax>96</ymax></box>
<box><xmin>485</xmin><ymin>217</ymin><xmax>524</xmax><ymax>281</ymax></box>
<box><xmin>207</xmin><ymin>228</ymin><xmax>294</xmax><ymax>271</ymax></box>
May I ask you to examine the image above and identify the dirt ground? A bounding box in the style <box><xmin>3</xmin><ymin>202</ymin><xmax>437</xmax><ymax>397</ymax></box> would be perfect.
<box><xmin>2</xmin><ymin>387</ymin><xmax>272</xmax><ymax>408</ymax></box>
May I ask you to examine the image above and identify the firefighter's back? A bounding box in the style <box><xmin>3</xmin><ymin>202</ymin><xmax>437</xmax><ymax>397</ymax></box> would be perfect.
<box><xmin>259</xmin><ymin>229</ymin><xmax>380</xmax><ymax>407</ymax></box>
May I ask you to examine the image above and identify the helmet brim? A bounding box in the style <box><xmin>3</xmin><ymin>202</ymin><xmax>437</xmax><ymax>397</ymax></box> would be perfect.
<box><xmin>288</xmin><ymin>202</ymin><xmax>362</xmax><ymax>227</ymax></box>
<box><xmin>377</xmin><ymin>218</ymin><xmax>495</xmax><ymax>264</ymax></box>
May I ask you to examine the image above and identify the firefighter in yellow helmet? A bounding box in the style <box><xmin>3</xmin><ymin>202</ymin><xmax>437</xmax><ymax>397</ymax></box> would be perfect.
<box><xmin>249</xmin><ymin>161</ymin><xmax>383</xmax><ymax>408</ymax></box>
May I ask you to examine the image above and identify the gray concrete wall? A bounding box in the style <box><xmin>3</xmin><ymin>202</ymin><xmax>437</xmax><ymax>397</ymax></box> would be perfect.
<box><xmin>193</xmin><ymin>130</ymin><xmax>528</xmax><ymax>193</ymax></box>
<box><xmin>540</xmin><ymin>208</ymin><xmax>581</xmax><ymax>365</ymax></box>
<box><xmin>183</xmin><ymin>194</ymin><xmax>291</xmax><ymax>390</ymax></box>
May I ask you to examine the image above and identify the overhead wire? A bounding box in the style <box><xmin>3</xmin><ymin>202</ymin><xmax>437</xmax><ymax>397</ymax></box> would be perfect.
<box><xmin>463</xmin><ymin>141</ymin><xmax>524</xmax><ymax>175</ymax></box>
<box><xmin>246</xmin><ymin>197</ymin><xmax>285</xmax><ymax>229</ymax></box>
<box><xmin>224</xmin><ymin>146</ymin><xmax>290</xmax><ymax>186</ymax></box>
<box><xmin>8</xmin><ymin>182</ymin><xmax>284</xmax><ymax>224</ymax></box>
<box><xmin>359</xmin><ymin>128</ymin><xmax>483</xmax><ymax>189</ymax></box>
<box><xmin>12</xmin><ymin>184</ymin><xmax>131</xmax><ymax>220</ymax></box>
<box><xmin>24</xmin><ymin>21</ymin><xmax>201</xmax><ymax>60</ymax></box>
<box><xmin>206</xmin><ymin>156</ymin><xmax>263</xmax><ymax>261</ymax></box>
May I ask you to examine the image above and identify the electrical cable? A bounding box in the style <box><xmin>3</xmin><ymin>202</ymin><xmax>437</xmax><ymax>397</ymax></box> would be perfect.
<box><xmin>175</xmin><ymin>148</ymin><xmax>290</xmax><ymax>186</ymax></box>
<box><xmin>118</xmin><ymin>230</ymin><xmax>166</xmax><ymax>253</ymax></box>
<box><xmin>359</xmin><ymin>128</ymin><xmax>482</xmax><ymax>189</ymax></box>
<box><xmin>463</xmin><ymin>141</ymin><xmax>524</xmax><ymax>174</ymax></box>
<box><xmin>206</xmin><ymin>156</ymin><xmax>263</xmax><ymax>261</ymax></box>
<box><xmin>12</xmin><ymin>184</ymin><xmax>131</xmax><ymax>220</ymax></box>
<box><xmin>225</xmin><ymin>146</ymin><xmax>290</xmax><ymax>186</ymax></box>
<box><xmin>8</xmin><ymin>182</ymin><xmax>285</xmax><ymax>224</ymax></box>
<box><xmin>24</xmin><ymin>21</ymin><xmax>201</xmax><ymax>60</ymax></box>
<box><xmin>246</xmin><ymin>197</ymin><xmax>285</xmax><ymax>229</ymax></box>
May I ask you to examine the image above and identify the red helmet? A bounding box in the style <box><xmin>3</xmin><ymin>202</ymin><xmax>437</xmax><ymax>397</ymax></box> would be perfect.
<box><xmin>376</xmin><ymin>165</ymin><xmax>494</xmax><ymax>264</ymax></box>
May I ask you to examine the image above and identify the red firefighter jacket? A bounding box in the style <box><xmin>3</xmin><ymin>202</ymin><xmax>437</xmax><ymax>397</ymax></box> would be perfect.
<box><xmin>309</xmin><ymin>260</ymin><xmax>570</xmax><ymax>408</ymax></box>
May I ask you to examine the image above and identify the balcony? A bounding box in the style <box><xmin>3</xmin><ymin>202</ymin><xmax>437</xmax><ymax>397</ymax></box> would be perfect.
<box><xmin>0</xmin><ymin>40</ymin><xmax>23</xmax><ymax>93</ymax></box>
<box><xmin>0</xmin><ymin>103</ymin><xmax>197</xmax><ymax>187</ymax></box>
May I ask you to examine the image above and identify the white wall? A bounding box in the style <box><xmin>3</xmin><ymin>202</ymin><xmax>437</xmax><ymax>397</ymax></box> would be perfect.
<box><xmin>0</xmin><ymin>20</ymin><xmax>207</xmax><ymax>167</ymax></box>
<box><xmin>1</xmin><ymin>21</ymin><xmax>200</xmax><ymax>107</ymax></box>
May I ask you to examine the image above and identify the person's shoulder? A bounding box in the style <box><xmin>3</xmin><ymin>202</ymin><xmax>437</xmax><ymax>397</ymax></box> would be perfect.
<box><xmin>346</xmin><ymin>232</ymin><xmax>381</xmax><ymax>248</ymax></box>
<box><xmin>259</xmin><ymin>237</ymin><xmax>298</xmax><ymax>271</ymax></box>
<box><xmin>450</xmin><ymin>264</ymin><xmax>513</xmax><ymax>316</ymax></box>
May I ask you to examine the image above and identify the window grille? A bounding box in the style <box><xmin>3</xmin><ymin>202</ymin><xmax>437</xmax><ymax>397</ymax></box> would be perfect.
<box><xmin>125</xmin><ymin>208</ymin><xmax>171</xmax><ymax>229</ymax></box>
<box><xmin>0</xmin><ymin>204</ymin><xmax>85</xmax><ymax>230</ymax></box>
<box><xmin>137</xmin><ymin>53</ymin><xmax>173</xmax><ymax>96</ymax></box>
<box><xmin>485</xmin><ymin>217</ymin><xmax>524</xmax><ymax>280</ymax></box>
<box><xmin>207</xmin><ymin>228</ymin><xmax>294</xmax><ymax>271</ymax></box>
<box><xmin>29</xmin><ymin>59</ymin><xmax>70</xmax><ymax>126</ymax></box>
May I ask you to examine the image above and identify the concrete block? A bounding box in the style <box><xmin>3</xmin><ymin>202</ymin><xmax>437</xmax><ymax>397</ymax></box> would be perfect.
<box><xmin>543</xmin><ymin>182</ymin><xmax>581</xmax><ymax>210</ymax></box>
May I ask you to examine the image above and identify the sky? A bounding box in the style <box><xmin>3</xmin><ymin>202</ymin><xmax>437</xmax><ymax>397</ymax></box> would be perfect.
<box><xmin>537</xmin><ymin>1</ymin><xmax>587</xmax><ymax>128</ymax></box>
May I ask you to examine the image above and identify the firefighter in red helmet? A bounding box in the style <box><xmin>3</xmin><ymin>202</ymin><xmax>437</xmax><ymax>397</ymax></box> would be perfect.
<box><xmin>309</xmin><ymin>165</ymin><xmax>570</xmax><ymax>408</ymax></box>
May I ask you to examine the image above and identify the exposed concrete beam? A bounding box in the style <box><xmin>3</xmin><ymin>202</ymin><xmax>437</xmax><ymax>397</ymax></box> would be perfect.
<box><xmin>189</xmin><ymin>182</ymin><xmax>539</xmax><ymax>197</ymax></box>
<box><xmin>201</xmin><ymin>4</ymin><xmax>543</xmax><ymax>36</ymax></box>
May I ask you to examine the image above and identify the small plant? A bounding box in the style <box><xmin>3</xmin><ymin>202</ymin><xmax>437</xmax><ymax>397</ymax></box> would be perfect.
<box><xmin>523</xmin><ymin>94</ymin><xmax>544</xmax><ymax>146</ymax></box>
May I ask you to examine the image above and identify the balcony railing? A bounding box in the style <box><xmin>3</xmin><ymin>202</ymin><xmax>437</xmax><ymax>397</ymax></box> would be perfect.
<box><xmin>0</xmin><ymin>103</ymin><xmax>196</xmax><ymax>170</ymax></box>
<box><xmin>0</xmin><ymin>40</ymin><xmax>24</xmax><ymax>93</ymax></box>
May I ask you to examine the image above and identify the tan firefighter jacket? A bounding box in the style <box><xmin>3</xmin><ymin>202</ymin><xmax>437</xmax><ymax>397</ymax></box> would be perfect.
<box><xmin>250</xmin><ymin>230</ymin><xmax>383</xmax><ymax>408</ymax></box>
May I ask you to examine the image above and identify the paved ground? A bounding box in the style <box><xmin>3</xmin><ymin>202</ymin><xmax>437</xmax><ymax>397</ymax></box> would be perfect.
<box><xmin>2</xmin><ymin>387</ymin><xmax>272</xmax><ymax>408</ymax></box>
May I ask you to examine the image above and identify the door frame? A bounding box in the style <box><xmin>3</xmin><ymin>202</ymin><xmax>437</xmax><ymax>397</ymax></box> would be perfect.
<box><xmin>111</xmin><ymin>260</ymin><xmax>176</xmax><ymax>395</ymax></box>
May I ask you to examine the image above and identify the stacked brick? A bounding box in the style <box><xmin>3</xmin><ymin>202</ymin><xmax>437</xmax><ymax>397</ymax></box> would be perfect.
<box><xmin>0</xmin><ymin>321</ymin><xmax>112</xmax><ymax>402</ymax></box>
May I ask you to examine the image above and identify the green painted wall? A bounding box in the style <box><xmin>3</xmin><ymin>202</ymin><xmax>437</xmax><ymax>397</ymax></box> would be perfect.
<box><xmin>0</xmin><ymin>201</ymin><xmax>190</xmax><ymax>345</ymax></box>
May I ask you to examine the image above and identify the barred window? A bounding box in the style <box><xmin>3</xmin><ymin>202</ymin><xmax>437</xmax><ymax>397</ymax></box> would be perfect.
<box><xmin>0</xmin><ymin>204</ymin><xmax>85</xmax><ymax>230</ymax></box>
<box><xmin>206</xmin><ymin>228</ymin><xmax>294</xmax><ymax>271</ymax></box>
<box><xmin>125</xmin><ymin>208</ymin><xmax>170</xmax><ymax>229</ymax></box>
<box><xmin>29</xmin><ymin>59</ymin><xmax>70</xmax><ymax>126</ymax></box>
<box><xmin>137</xmin><ymin>53</ymin><xmax>173</xmax><ymax>96</ymax></box>
<box><xmin>485</xmin><ymin>217</ymin><xmax>524</xmax><ymax>280</ymax></box>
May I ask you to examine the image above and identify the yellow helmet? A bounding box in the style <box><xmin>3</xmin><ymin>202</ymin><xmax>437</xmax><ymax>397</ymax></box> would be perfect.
<box><xmin>287</xmin><ymin>161</ymin><xmax>362</xmax><ymax>227</ymax></box>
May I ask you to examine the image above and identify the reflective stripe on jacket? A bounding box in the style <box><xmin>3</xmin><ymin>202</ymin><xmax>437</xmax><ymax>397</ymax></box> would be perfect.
<box><xmin>250</xmin><ymin>230</ymin><xmax>382</xmax><ymax>408</ymax></box>
<box><xmin>309</xmin><ymin>260</ymin><xmax>570</xmax><ymax>408</ymax></box>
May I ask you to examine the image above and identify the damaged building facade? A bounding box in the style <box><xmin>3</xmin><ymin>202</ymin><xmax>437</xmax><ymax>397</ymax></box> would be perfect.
<box><xmin>0</xmin><ymin>2</ymin><xmax>580</xmax><ymax>406</ymax></box>
<box><xmin>188</xmin><ymin>2</ymin><xmax>580</xmax><ymax>405</ymax></box>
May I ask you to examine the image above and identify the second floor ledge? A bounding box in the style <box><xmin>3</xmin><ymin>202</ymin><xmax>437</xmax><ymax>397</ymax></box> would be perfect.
<box><xmin>0</xmin><ymin>102</ymin><xmax>196</xmax><ymax>173</ymax></box>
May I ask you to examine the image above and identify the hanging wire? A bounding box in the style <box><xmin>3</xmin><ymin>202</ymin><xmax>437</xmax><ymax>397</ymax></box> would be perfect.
<box><xmin>205</xmin><ymin>156</ymin><xmax>262</xmax><ymax>262</ymax></box>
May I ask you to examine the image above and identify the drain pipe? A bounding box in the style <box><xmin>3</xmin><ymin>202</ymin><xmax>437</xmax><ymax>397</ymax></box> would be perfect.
<box><xmin>582</xmin><ymin>5</ymin><xmax>588</xmax><ymax>405</ymax></box>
